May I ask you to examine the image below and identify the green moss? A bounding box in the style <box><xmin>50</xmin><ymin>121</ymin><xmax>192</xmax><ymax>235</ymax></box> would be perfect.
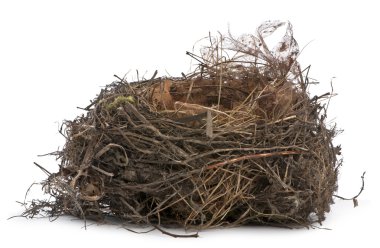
<box><xmin>106</xmin><ymin>95</ymin><xmax>135</xmax><ymax>111</ymax></box>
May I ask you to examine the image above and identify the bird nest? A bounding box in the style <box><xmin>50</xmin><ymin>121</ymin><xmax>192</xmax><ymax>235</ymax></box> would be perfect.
<box><xmin>22</xmin><ymin>21</ymin><xmax>341</xmax><ymax>235</ymax></box>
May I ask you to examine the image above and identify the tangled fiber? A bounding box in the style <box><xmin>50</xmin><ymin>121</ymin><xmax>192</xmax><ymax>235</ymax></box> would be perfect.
<box><xmin>22</xmin><ymin>21</ymin><xmax>342</xmax><ymax>234</ymax></box>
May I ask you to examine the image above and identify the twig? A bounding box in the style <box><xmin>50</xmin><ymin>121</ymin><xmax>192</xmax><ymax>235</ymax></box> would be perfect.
<box><xmin>152</xmin><ymin>224</ymin><xmax>199</xmax><ymax>238</ymax></box>
<box><xmin>268</xmin><ymin>115</ymin><xmax>297</xmax><ymax>125</ymax></box>
<box><xmin>150</xmin><ymin>70</ymin><xmax>158</xmax><ymax>81</ymax></box>
<box><xmin>91</xmin><ymin>165</ymin><xmax>114</xmax><ymax>177</ymax></box>
<box><xmin>114</xmin><ymin>74</ymin><xmax>136</xmax><ymax>94</ymax></box>
<box><xmin>325</xmin><ymin>77</ymin><xmax>336</xmax><ymax>111</ymax></box>
<box><xmin>186</xmin><ymin>51</ymin><xmax>206</xmax><ymax>65</ymax></box>
<box><xmin>333</xmin><ymin>172</ymin><xmax>366</xmax><ymax>207</ymax></box>
<box><xmin>206</xmin><ymin>151</ymin><xmax>302</xmax><ymax>170</ymax></box>
<box><xmin>33</xmin><ymin>162</ymin><xmax>51</xmax><ymax>176</ymax></box>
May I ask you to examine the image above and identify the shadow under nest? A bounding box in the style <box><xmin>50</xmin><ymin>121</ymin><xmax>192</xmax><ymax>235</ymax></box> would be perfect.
<box><xmin>22</xmin><ymin>21</ymin><xmax>341</xmax><ymax>233</ymax></box>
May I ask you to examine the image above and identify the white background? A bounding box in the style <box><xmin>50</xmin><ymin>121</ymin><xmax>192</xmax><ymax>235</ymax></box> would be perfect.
<box><xmin>0</xmin><ymin>0</ymin><xmax>378</xmax><ymax>247</ymax></box>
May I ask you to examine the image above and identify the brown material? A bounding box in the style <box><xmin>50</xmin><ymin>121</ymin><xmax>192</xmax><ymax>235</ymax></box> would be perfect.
<box><xmin>206</xmin><ymin>151</ymin><xmax>303</xmax><ymax>170</ymax></box>
<box><xmin>21</xmin><ymin>21</ymin><xmax>341</xmax><ymax>234</ymax></box>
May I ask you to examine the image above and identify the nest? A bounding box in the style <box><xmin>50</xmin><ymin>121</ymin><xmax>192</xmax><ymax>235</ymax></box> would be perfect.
<box><xmin>23</xmin><ymin>21</ymin><xmax>341</xmax><ymax>233</ymax></box>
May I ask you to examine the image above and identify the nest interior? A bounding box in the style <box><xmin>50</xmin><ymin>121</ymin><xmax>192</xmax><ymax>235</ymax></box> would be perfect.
<box><xmin>23</xmin><ymin>21</ymin><xmax>341</xmax><ymax>231</ymax></box>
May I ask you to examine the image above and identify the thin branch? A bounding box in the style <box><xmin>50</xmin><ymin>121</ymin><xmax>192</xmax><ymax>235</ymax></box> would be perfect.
<box><xmin>152</xmin><ymin>224</ymin><xmax>199</xmax><ymax>238</ymax></box>
<box><xmin>207</xmin><ymin>151</ymin><xmax>302</xmax><ymax>170</ymax></box>
<box><xmin>334</xmin><ymin>172</ymin><xmax>366</xmax><ymax>207</ymax></box>
<box><xmin>33</xmin><ymin>162</ymin><xmax>51</xmax><ymax>176</ymax></box>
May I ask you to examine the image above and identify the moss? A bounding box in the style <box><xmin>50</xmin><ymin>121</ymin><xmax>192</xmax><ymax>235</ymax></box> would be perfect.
<box><xmin>106</xmin><ymin>95</ymin><xmax>135</xmax><ymax>111</ymax></box>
